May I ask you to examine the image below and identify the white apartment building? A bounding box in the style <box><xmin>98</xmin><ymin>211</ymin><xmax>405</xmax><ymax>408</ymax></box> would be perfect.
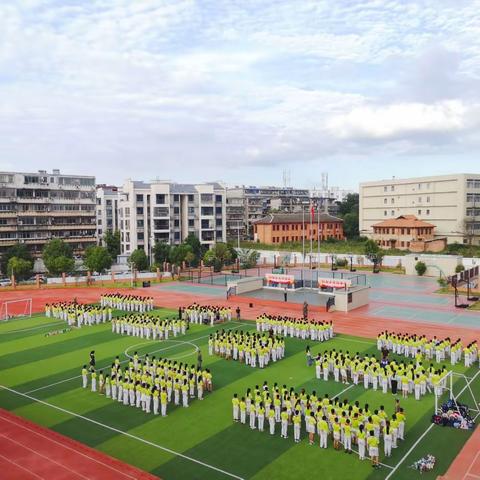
<box><xmin>119</xmin><ymin>180</ymin><xmax>226</xmax><ymax>256</ymax></box>
<box><xmin>96</xmin><ymin>185</ymin><xmax>119</xmax><ymax>244</ymax></box>
<box><xmin>359</xmin><ymin>174</ymin><xmax>480</xmax><ymax>245</ymax></box>
<box><xmin>0</xmin><ymin>169</ymin><xmax>96</xmax><ymax>257</ymax></box>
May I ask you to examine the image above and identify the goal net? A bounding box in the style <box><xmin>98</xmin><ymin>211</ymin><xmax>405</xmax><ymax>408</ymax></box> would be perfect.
<box><xmin>434</xmin><ymin>370</ymin><xmax>480</xmax><ymax>424</ymax></box>
<box><xmin>0</xmin><ymin>298</ymin><xmax>33</xmax><ymax>321</ymax></box>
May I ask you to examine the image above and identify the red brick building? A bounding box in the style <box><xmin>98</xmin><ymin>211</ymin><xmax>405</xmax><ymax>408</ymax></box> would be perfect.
<box><xmin>253</xmin><ymin>213</ymin><xmax>344</xmax><ymax>245</ymax></box>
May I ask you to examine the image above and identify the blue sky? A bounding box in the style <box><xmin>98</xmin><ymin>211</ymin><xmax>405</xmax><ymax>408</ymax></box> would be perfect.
<box><xmin>1</xmin><ymin>0</ymin><xmax>479</xmax><ymax>190</ymax></box>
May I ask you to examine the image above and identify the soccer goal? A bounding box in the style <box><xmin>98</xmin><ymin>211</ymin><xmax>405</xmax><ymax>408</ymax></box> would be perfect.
<box><xmin>434</xmin><ymin>370</ymin><xmax>480</xmax><ymax>422</ymax></box>
<box><xmin>0</xmin><ymin>298</ymin><xmax>33</xmax><ymax>321</ymax></box>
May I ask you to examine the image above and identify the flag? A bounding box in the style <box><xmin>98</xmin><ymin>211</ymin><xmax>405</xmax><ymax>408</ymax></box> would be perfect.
<box><xmin>310</xmin><ymin>203</ymin><xmax>315</xmax><ymax>220</ymax></box>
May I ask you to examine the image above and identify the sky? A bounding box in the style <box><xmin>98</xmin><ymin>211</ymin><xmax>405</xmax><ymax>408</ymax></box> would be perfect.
<box><xmin>1</xmin><ymin>0</ymin><xmax>480</xmax><ymax>191</ymax></box>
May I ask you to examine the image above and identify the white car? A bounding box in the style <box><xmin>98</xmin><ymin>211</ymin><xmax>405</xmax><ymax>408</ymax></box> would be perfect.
<box><xmin>0</xmin><ymin>278</ymin><xmax>12</xmax><ymax>287</ymax></box>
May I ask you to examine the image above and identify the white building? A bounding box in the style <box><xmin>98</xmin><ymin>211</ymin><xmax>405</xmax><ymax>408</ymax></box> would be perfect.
<box><xmin>96</xmin><ymin>185</ymin><xmax>119</xmax><ymax>244</ymax></box>
<box><xmin>0</xmin><ymin>169</ymin><xmax>96</xmax><ymax>258</ymax></box>
<box><xmin>359</xmin><ymin>174</ymin><xmax>480</xmax><ymax>245</ymax></box>
<box><xmin>119</xmin><ymin>180</ymin><xmax>226</xmax><ymax>257</ymax></box>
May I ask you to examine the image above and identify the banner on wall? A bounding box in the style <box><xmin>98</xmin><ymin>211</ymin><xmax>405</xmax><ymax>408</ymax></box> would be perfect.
<box><xmin>265</xmin><ymin>273</ymin><xmax>295</xmax><ymax>286</ymax></box>
<box><xmin>318</xmin><ymin>278</ymin><xmax>351</xmax><ymax>290</ymax></box>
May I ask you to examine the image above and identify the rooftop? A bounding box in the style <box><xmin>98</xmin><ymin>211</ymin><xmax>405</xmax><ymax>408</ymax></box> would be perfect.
<box><xmin>253</xmin><ymin>212</ymin><xmax>343</xmax><ymax>224</ymax></box>
<box><xmin>372</xmin><ymin>215</ymin><xmax>436</xmax><ymax>229</ymax></box>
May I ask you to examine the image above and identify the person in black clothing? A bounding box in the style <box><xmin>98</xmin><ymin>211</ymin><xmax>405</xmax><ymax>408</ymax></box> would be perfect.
<box><xmin>89</xmin><ymin>350</ymin><xmax>96</xmax><ymax>372</ymax></box>
<box><xmin>178</xmin><ymin>306</ymin><xmax>183</xmax><ymax>319</ymax></box>
<box><xmin>283</xmin><ymin>288</ymin><xmax>288</xmax><ymax>302</ymax></box>
<box><xmin>236</xmin><ymin>306</ymin><xmax>241</xmax><ymax>321</ymax></box>
<box><xmin>197</xmin><ymin>349</ymin><xmax>203</xmax><ymax>370</ymax></box>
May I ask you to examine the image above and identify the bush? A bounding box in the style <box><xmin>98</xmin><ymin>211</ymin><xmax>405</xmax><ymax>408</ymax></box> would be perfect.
<box><xmin>455</xmin><ymin>264</ymin><xmax>465</xmax><ymax>273</ymax></box>
<box><xmin>437</xmin><ymin>277</ymin><xmax>448</xmax><ymax>288</ymax></box>
<box><xmin>335</xmin><ymin>258</ymin><xmax>348</xmax><ymax>267</ymax></box>
<box><xmin>415</xmin><ymin>261</ymin><xmax>427</xmax><ymax>276</ymax></box>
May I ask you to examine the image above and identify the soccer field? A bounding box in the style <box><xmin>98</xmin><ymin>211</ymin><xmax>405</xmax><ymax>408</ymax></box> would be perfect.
<box><xmin>0</xmin><ymin>308</ymin><xmax>479</xmax><ymax>480</ymax></box>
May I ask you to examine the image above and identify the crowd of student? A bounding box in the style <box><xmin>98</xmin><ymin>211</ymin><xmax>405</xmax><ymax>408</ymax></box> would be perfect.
<box><xmin>181</xmin><ymin>304</ymin><xmax>232</xmax><ymax>325</ymax></box>
<box><xmin>377</xmin><ymin>331</ymin><xmax>479</xmax><ymax>367</ymax></box>
<box><xmin>209</xmin><ymin>330</ymin><xmax>285</xmax><ymax>368</ymax></box>
<box><xmin>255</xmin><ymin>314</ymin><xmax>334</xmax><ymax>342</ymax></box>
<box><xmin>82</xmin><ymin>355</ymin><xmax>213</xmax><ymax>415</ymax></box>
<box><xmin>232</xmin><ymin>383</ymin><xmax>406</xmax><ymax>466</ymax></box>
<box><xmin>100</xmin><ymin>293</ymin><xmax>154</xmax><ymax>312</ymax></box>
<box><xmin>45</xmin><ymin>302</ymin><xmax>112</xmax><ymax>327</ymax></box>
<box><xmin>315</xmin><ymin>349</ymin><xmax>448</xmax><ymax>400</ymax></box>
<box><xmin>111</xmin><ymin>314</ymin><xmax>187</xmax><ymax>340</ymax></box>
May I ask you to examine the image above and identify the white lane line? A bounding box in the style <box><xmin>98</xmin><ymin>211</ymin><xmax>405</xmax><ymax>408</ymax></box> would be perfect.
<box><xmin>0</xmin><ymin>415</ymin><xmax>138</xmax><ymax>480</ymax></box>
<box><xmin>24</xmin><ymin>324</ymin><xmax>246</xmax><ymax>395</ymax></box>
<box><xmin>0</xmin><ymin>451</ymin><xmax>45</xmax><ymax>479</ymax></box>
<box><xmin>384</xmin><ymin>423</ymin><xmax>435</xmax><ymax>480</ymax></box>
<box><xmin>335</xmin><ymin>384</ymin><xmax>355</xmax><ymax>398</ymax></box>
<box><xmin>0</xmin><ymin>433</ymin><xmax>90</xmax><ymax>480</ymax></box>
<box><xmin>0</xmin><ymin>385</ymin><xmax>245</xmax><ymax>480</ymax></box>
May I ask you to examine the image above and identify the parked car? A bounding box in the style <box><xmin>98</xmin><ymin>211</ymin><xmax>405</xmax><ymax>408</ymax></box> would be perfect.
<box><xmin>28</xmin><ymin>275</ymin><xmax>47</xmax><ymax>284</ymax></box>
<box><xmin>0</xmin><ymin>278</ymin><xmax>12</xmax><ymax>287</ymax></box>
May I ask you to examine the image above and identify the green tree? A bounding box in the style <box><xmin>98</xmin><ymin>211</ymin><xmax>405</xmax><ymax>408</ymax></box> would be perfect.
<box><xmin>104</xmin><ymin>230</ymin><xmax>121</xmax><ymax>259</ymax></box>
<box><xmin>42</xmin><ymin>239</ymin><xmax>75</xmax><ymax>275</ymax></box>
<box><xmin>129</xmin><ymin>248</ymin><xmax>149</xmax><ymax>271</ymax></box>
<box><xmin>1</xmin><ymin>243</ymin><xmax>33</xmax><ymax>276</ymax></box>
<box><xmin>343</xmin><ymin>212</ymin><xmax>359</xmax><ymax>239</ymax></box>
<box><xmin>336</xmin><ymin>193</ymin><xmax>359</xmax><ymax>217</ymax></box>
<box><xmin>364</xmin><ymin>239</ymin><xmax>384</xmax><ymax>270</ymax></box>
<box><xmin>455</xmin><ymin>264</ymin><xmax>465</xmax><ymax>273</ymax></box>
<box><xmin>7</xmin><ymin>256</ymin><xmax>33</xmax><ymax>280</ymax></box>
<box><xmin>84</xmin><ymin>246</ymin><xmax>112</xmax><ymax>274</ymax></box>
<box><xmin>415</xmin><ymin>261</ymin><xmax>427</xmax><ymax>276</ymax></box>
<box><xmin>184</xmin><ymin>233</ymin><xmax>203</xmax><ymax>266</ymax></box>
<box><xmin>237</xmin><ymin>248</ymin><xmax>260</xmax><ymax>269</ymax></box>
<box><xmin>169</xmin><ymin>244</ymin><xmax>193</xmax><ymax>266</ymax></box>
<box><xmin>153</xmin><ymin>242</ymin><xmax>171</xmax><ymax>266</ymax></box>
<box><xmin>203</xmin><ymin>243</ymin><xmax>232</xmax><ymax>272</ymax></box>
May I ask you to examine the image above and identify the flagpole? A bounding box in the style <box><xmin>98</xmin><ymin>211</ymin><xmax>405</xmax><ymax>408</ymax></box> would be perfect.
<box><xmin>310</xmin><ymin>201</ymin><xmax>313</xmax><ymax>288</ymax></box>
<box><xmin>302</xmin><ymin>207</ymin><xmax>305</xmax><ymax>268</ymax></box>
<box><xmin>317</xmin><ymin>202</ymin><xmax>321</xmax><ymax>269</ymax></box>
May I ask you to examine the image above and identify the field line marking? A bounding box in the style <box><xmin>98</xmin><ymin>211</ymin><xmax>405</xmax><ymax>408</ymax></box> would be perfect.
<box><xmin>0</xmin><ymin>433</ymin><xmax>90</xmax><ymax>480</ymax></box>
<box><xmin>0</xmin><ymin>451</ymin><xmax>44</xmax><ymax>480</ymax></box>
<box><xmin>0</xmin><ymin>415</ymin><xmax>138</xmax><ymax>480</ymax></box>
<box><xmin>465</xmin><ymin>451</ymin><xmax>480</xmax><ymax>480</ymax></box>
<box><xmin>335</xmin><ymin>384</ymin><xmax>355</xmax><ymax>398</ymax></box>
<box><xmin>0</xmin><ymin>321</ymin><xmax>65</xmax><ymax>335</ymax></box>
<box><xmin>0</xmin><ymin>385</ymin><xmax>245</xmax><ymax>480</ymax></box>
<box><xmin>24</xmin><ymin>323</ymin><xmax>247</xmax><ymax>395</ymax></box>
<box><xmin>384</xmin><ymin>423</ymin><xmax>435</xmax><ymax>480</ymax></box>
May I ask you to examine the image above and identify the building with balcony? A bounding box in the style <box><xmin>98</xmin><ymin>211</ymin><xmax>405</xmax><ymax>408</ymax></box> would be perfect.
<box><xmin>96</xmin><ymin>185</ymin><xmax>119</xmax><ymax>244</ymax></box>
<box><xmin>118</xmin><ymin>179</ymin><xmax>226</xmax><ymax>257</ymax></box>
<box><xmin>226</xmin><ymin>186</ymin><xmax>310</xmax><ymax>241</ymax></box>
<box><xmin>252</xmin><ymin>212</ymin><xmax>344</xmax><ymax>245</ymax></box>
<box><xmin>360</xmin><ymin>174</ymin><xmax>480</xmax><ymax>245</ymax></box>
<box><xmin>0</xmin><ymin>169</ymin><xmax>96</xmax><ymax>258</ymax></box>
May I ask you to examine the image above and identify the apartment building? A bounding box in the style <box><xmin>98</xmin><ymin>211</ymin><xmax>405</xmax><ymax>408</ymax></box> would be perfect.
<box><xmin>96</xmin><ymin>185</ymin><xmax>119</xmax><ymax>244</ymax></box>
<box><xmin>119</xmin><ymin>180</ymin><xmax>226</xmax><ymax>256</ymax></box>
<box><xmin>359</xmin><ymin>174</ymin><xmax>480</xmax><ymax>245</ymax></box>
<box><xmin>226</xmin><ymin>186</ymin><xmax>310</xmax><ymax>241</ymax></box>
<box><xmin>0</xmin><ymin>169</ymin><xmax>96</xmax><ymax>257</ymax></box>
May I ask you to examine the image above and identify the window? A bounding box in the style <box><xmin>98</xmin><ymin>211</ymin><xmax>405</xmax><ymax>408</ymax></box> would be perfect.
<box><xmin>173</xmin><ymin>207</ymin><xmax>180</xmax><ymax>214</ymax></box>
<box><xmin>384</xmin><ymin>186</ymin><xmax>388</xmax><ymax>192</ymax></box>
<box><xmin>188</xmin><ymin>219</ymin><xmax>195</xmax><ymax>227</ymax></box>
<box><xmin>156</xmin><ymin>194</ymin><xmax>166</xmax><ymax>204</ymax></box>
<box><xmin>154</xmin><ymin>219</ymin><xmax>169</xmax><ymax>230</ymax></box>
<box><xmin>137</xmin><ymin>232</ymin><xmax>144</xmax><ymax>240</ymax></box>
<box><xmin>174</xmin><ymin>219</ymin><xmax>180</xmax><ymax>227</ymax></box>
<box><xmin>426</xmin><ymin>196</ymin><xmax>430</xmax><ymax>203</ymax></box>
<box><xmin>418</xmin><ymin>183</ymin><xmax>422</xmax><ymax>190</ymax></box>
<box><xmin>136</xmin><ymin>194</ymin><xmax>143</xmax><ymax>202</ymax></box>
<box><xmin>96</xmin><ymin>198</ymin><xmax>102</xmax><ymax>205</ymax></box>
<box><xmin>391</xmin><ymin>198</ymin><xmax>394</xmax><ymax>204</ymax></box>
<box><xmin>418</xmin><ymin>209</ymin><xmax>422</xmax><ymax>215</ymax></box>
<box><xmin>137</xmin><ymin>220</ymin><xmax>144</xmax><ymax>227</ymax></box>
<box><xmin>201</xmin><ymin>206</ymin><xmax>214</xmax><ymax>216</ymax></box>
<box><xmin>188</xmin><ymin>194</ymin><xmax>194</xmax><ymax>202</ymax></box>
<box><xmin>391</xmin><ymin>210</ymin><xmax>395</xmax><ymax>216</ymax></box>
<box><xmin>174</xmin><ymin>232</ymin><xmax>180</xmax><ymax>240</ymax></box>
<box><xmin>153</xmin><ymin>207</ymin><xmax>169</xmax><ymax>216</ymax></box>
<box><xmin>215</xmin><ymin>206</ymin><xmax>222</xmax><ymax>214</ymax></box>
<box><xmin>418</xmin><ymin>197</ymin><xmax>422</xmax><ymax>203</ymax></box>
<box><xmin>201</xmin><ymin>194</ymin><xmax>213</xmax><ymax>203</ymax></box>
<box><xmin>106</xmin><ymin>199</ymin><xmax>112</xmax><ymax>206</ymax></box>
<box><xmin>426</xmin><ymin>209</ymin><xmax>430</xmax><ymax>215</ymax></box>
<box><xmin>391</xmin><ymin>185</ymin><xmax>395</xmax><ymax>191</ymax></box>
<box><xmin>215</xmin><ymin>195</ymin><xmax>223</xmax><ymax>202</ymax></box>
<box><xmin>125</xmin><ymin>208</ymin><xmax>130</xmax><ymax>216</ymax></box>
<box><xmin>384</xmin><ymin>198</ymin><xmax>387</xmax><ymax>204</ymax></box>
<box><xmin>98</xmin><ymin>228</ymin><xmax>102</xmax><ymax>235</ymax></box>
<box><xmin>216</xmin><ymin>219</ymin><xmax>222</xmax><ymax>226</ymax></box>
<box><xmin>136</xmin><ymin>207</ymin><xmax>143</xmax><ymax>215</ymax></box>
<box><xmin>384</xmin><ymin>210</ymin><xmax>387</xmax><ymax>216</ymax></box>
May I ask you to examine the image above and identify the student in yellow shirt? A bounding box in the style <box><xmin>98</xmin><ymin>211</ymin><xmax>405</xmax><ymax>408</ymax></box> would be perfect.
<box><xmin>332</xmin><ymin>418</ymin><xmax>341</xmax><ymax>450</ymax></box>
<box><xmin>232</xmin><ymin>393</ymin><xmax>240</xmax><ymax>422</ymax></box>
<box><xmin>357</xmin><ymin>424</ymin><xmax>366</xmax><ymax>460</ymax></box>
<box><xmin>318</xmin><ymin>415</ymin><xmax>329</xmax><ymax>449</ymax></box>
<box><xmin>293</xmin><ymin>410</ymin><xmax>302</xmax><ymax>443</ymax></box>
<box><xmin>367</xmin><ymin>431</ymin><xmax>379</xmax><ymax>467</ymax></box>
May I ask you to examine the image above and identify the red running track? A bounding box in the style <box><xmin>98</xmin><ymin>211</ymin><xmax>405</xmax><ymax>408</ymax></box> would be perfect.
<box><xmin>0</xmin><ymin>408</ymin><xmax>158</xmax><ymax>480</ymax></box>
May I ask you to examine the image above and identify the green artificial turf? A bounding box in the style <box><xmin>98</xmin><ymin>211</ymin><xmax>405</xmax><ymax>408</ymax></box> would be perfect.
<box><xmin>0</xmin><ymin>309</ymin><xmax>479</xmax><ymax>480</ymax></box>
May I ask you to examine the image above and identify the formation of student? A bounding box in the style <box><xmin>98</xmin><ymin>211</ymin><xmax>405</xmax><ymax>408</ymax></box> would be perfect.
<box><xmin>82</xmin><ymin>355</ymin><xmax>213</xmax><ymax>415</ymax></box>
<box><xmin>377</xmin><ymin>331</ymin><xmax>479</xmax><ymax>367</ymax></box>
<box><xmin>232</xmin><ymin>384</ymin><xmax>406</xmax><ymax>467</ymax></box>
<box><xmin>182</xmin><ymin>304</ymin><xmax>232</xmax><ymax>325</ymax></box>
<box><xmin>111</xmin><ymin>314</ymin><xmax>187</xmax><ymax>340</ymax></box>
<box><xmin>45</xmin><ymin>302</ymin><xmax>112</xmax><ymax>327</ymax></box>
<box><xmin>209</xmin><ymin>329</ymin><xmax>285</xmax><ymax>368</ymax></box>
<box><xmin>256</xmin><ymin>314</ymin><xmax>334</xmax><ymax>342</ymax></box>
<box><xmin>315</xmin><ymin>349</ymin><xmax>448</xmax><ymax>400</ymax></box>
<box><xmin>100</xmin><ymin>293</ymin><xmax>154</xmax><ymax>312</ymax></box>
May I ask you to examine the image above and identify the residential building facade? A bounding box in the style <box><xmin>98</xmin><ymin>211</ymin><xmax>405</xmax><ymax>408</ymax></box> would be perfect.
<box><xmin>359</xmin><ymin>174</ymin><xmax>480</xmax><ymax>245</ymax></box>
<box><xmin>96</xmin><ymin>185</ymin><xmax>119</xmax><ymax>244</ymax></box>
<box><xmin>226</xmin><ymin>186</ymin><xmax>310</xmax><ymax>241</ymax></box>
<box><xmin>0</xmin><ymin>169</ymin><xmax>96</xmax><ymax>257</ymax></box>
<box><xmin>119</xmin><ymin>180</ymin><xmax>226</xmax><ymax>257</ymax></box>
<box><xmin>253</xmin><ymin>212</ymin><xmax>344</xmax><ymax>245</ymax></box>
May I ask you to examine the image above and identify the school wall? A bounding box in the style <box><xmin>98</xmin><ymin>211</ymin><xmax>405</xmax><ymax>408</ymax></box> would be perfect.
<box><xmin>228</xmin><ymin>277</ymin><xmax>263</xmax><ymax>294</ymax></box>
<box><xmin>403</xmin><ymin>254</ymin><xmax>463</xmax><ymax>277</ymax></box>
<box><xmin>332</xmin><ymin>286</ymin><xmax>370</xmax><ymax>312</ymax></box>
